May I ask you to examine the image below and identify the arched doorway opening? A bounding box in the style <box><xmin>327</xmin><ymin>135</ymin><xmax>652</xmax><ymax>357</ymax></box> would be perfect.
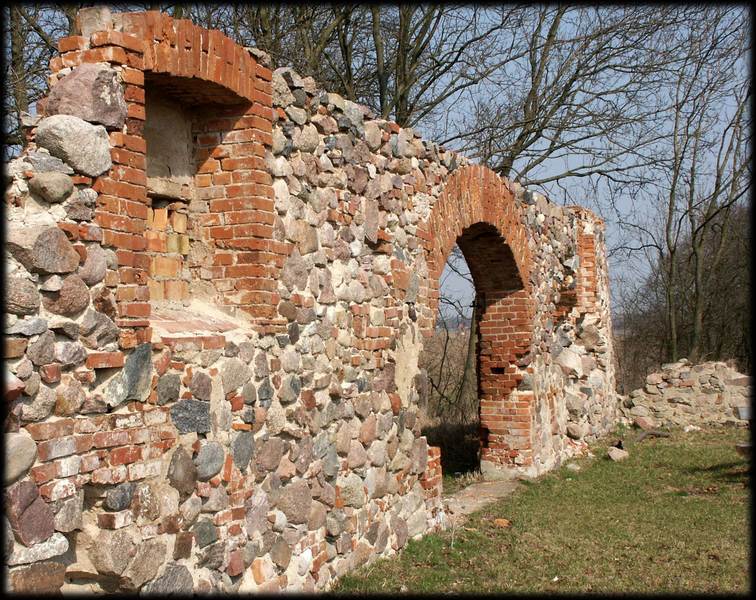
<box><xmin>418</xmin><ymin>243</ymin><xmax>479</xmax><ymax>481</ymax></box>
<box><xmin>420</xmin><ymin>221</ymin><xmax>532</xmax><ymax>487</ymax></box>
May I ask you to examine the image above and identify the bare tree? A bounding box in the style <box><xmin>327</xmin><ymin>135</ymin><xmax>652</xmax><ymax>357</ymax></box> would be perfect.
<box><xmin>3</xmin><ymin>4</ymin><xmax>81</xmax><ymax>155</ymax></box>
<box><xmin>601</xmin><ymin>6</ymin><xmax>750</xmax><ymax>378</ymax></box>
<box><xmin>227</xmin><ymin>5</ymin><xmax>523</xmax><ymax>128</ymax></box>
<box><xmin>419</xmin><ymin>245</ymin><xmax>478</xmax><ymax>424</ymax></box>
<box><xmin>439</xmin><ymin>6</ymin><xmax>720</xmax><ymax>197</ymax></box>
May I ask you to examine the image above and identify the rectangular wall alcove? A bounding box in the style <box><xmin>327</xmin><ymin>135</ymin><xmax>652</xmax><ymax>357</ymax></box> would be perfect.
<box><xmin>144</xmin><ymin>88</ymin><xmax>194</xmax><ymax>304</ymax></box>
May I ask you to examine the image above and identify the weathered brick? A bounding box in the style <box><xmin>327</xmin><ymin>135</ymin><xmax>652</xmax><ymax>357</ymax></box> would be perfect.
<box><xmin>37</xmin><ymin>436</ymin><xmax>77</xmax><ymax>462</ymax></box>
<box><xmin>86</xmin><ymin>352</ymin><xmax>126</xmax><ymax>369</ymax></box>
<box><xmin>39</xmin><ymin>477</ymin><xmax>77</xmax><ymax>501</ymax></box>
<box><xmin>25</xmin><ymin>420</ymin><xmax>75</xmax><ymax>441</ymax></box>
<box><xmin>109</xmin><ymin>445</ymin><xmax>142</xmax><ymax>465</ymax></box>
<box><xmin>93</xmin><ymin>430</ymin><xmax>131</xmax><ymax>449</ymax></box>
<box><xmin>97</xmin><ymin>510</ymin><xmax>134</xmax><ymax>529</ymax></box>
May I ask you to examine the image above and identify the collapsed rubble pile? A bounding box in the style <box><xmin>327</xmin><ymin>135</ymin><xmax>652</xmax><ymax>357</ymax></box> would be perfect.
<box><xmin>619</xmin><ymin>359</ymin><xmax>750</xmax><ymax>429</ymax></box>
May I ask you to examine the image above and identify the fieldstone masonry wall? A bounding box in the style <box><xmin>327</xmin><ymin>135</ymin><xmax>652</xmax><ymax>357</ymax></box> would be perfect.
<box><xmin>3</xmin><ymin>7</ymin><xmax>618</xmax><ymax>594</ymax></box>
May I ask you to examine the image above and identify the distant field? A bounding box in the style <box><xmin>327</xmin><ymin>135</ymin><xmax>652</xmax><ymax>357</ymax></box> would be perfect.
<box><xmin>334</xmin><ymin>426</ymin><xmax>751</xmax><ymax>594</ymax></box>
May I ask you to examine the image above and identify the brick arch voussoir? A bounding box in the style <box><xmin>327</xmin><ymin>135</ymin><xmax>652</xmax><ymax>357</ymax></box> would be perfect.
<box><xmin>424</xmin><ymin>165</ymin><xmax>533</xmax><ymax>316</ymax></box>
<box><xmin>122</xmin><ymin>11</ymin><xmax>270</xmax><ymax>104</ymax></box>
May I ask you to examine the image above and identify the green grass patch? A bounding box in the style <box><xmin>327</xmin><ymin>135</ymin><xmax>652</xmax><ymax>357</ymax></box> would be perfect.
<box><xmin>334</xmin><ymin>426</ymin><xmax>751</xmax><ymax>594</ymax></box>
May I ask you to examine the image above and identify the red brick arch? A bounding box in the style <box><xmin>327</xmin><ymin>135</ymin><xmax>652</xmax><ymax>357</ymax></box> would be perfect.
<box><xmin>53</xmin><ymin>11</ymin><xmax>283</xmax><ymax>332</ymax></box>
<box><xmin>424</xmin><ymin>165</ymin><xmax>532</xmax><ymax>297</ymax></box>
<box><xmin>421</xmin><ymin>164</ymin><xmax>537</xmax><ymax>470</ymax></box>
<box><xmin>119</xmin><ymin>12</ymin><xmax>282</xmax><ymax>328</ymax></box>
<box><xmin>119</xmin><ymin>11</ymin><xmax>268</xmax><ymax>104</ymax></box>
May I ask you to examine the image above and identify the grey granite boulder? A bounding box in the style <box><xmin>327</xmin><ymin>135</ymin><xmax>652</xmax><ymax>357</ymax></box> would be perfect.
<box><xmin>35</xmin><ymin>115</ymin><xmax>112</xmax><ymax>177</ymax></box>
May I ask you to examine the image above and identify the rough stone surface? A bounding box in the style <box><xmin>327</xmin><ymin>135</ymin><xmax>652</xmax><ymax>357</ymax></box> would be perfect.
<box><xmin>52</xmin><ymin>491</ymin><xmax>83</xmax><ymax>532</ymax></box>
<box><xmin>78</xmin><ymin>244</ymin><xmax>108</xmax><ymax>285</ymax></box>
<box><xmin>170</xmin><ymin>400</ymin><xmax>211</xmax><ymax>434</ymax></box>
<box><xmin>8</xmin><ymin>532</ymin><xmax>68</xmax><ymax>566</ymax></box>
<box><xmin>256</xmin><ymin>438</ymin><xmax>286</xmax><ymax>472</ymax></box>
<box><xmin>20</xmin><ymin>384</ymin><xmax>57</xmax><ymax>421</ymax></box>
<box><xmin>201</xmin><ymin>486</ymin><xmax>228</xmax><ymax>513</ymax></box>
<box><xmin>7</xmin><ymin>560</ymin><xmax>66</xmax><ymax>593</ymax></box>
<box><xmin>270</xmin><ymin>537</ymin><xmax>292</xmax><ymax>568</ymax></box>
<box><xmin>6</xmin><ymin>481</ymin><xmax>55</xmax><ymax>547</ymax></box>
<box><xmin>618</xmin><ymin>360</ymin><xmax>751</xmax><ymax>428</ymax></box>
<box><xmin>4</xmin><ymin>430</ymin><xmax>37</xmax><ymax>484</ymax></box>
<box><xmin>231</xmin><ymin>430</ymin><xmax>255</xmax><ymax>471</ymax></box>
<box><xmin>221</xmin><ymin>358</ymin><xmax>251</xmax><ymax>393</ymax></box>
<box><xmin>339</xmin><ymin>473</ymin><xmax>366</xmax><ymax>508</ymax></box>
<box><xmin>198</xmin><ymin>541</ymin><xmax>225</xmax><ymax>569</ymax></box>
<box><xmin>54</xmin><ymin>341</ymin><xmax>86</xmax><ymax>367</ymax></box>
<box><xmin>7</xmin><ymin>278</ymin><xmax>41</xmax><ymax>316</ymax></box>
<box><xmin>80</xmin><ymin>309</ymin><xmax>119</xmax><ymax>348</ymax></box>
<box><xmin>6</xmin><ymin>372</ymin><xmax>27</xmax><ymax>403</ymax></box>
<box><xmin>278</xmin><ymin>374</ymin><xmax>301</xmax><ymax>404</ymax></box>
<box><xmin>76</xmin><ymin>6</ymin><xmax>112</xmax><ymax>38</ymax></box>
<box><xmin>44</xmin><ymin>62</ymin><xmax>127</xmax><ymax>129</ymax></box>
<box><xmin>157</xmin><ymin>373</ymin><xmax>181</xmax><ymax>405</ymax></box>
<box><xmin>35</xmin><ymin>115</ymin><xmax>113</xmax><ymax>177</ymax></box>
<box><xmin>189</xmin><ymin>371</ymin><xmax>212</xmax><ymax>401</ymax></box>
<box><xmin>141</xmin><ymin>562</ymin><xmax>194</xmax><ymax>595</ymax></box>
<box><xmin>275</xmin><ymin>480</ymin><xmax>312</xmax><ymax>525</ymax></box>
<box><xmin>28</xmin><ymin>172</ymin><xmax>73</xmax><ymax>204</ymax></box>
<box><xmin>102</xmin><ymin>343</ymin><xmax>153</xmax><ymax>407</ymax></box>
<box><xmin>26</xmin><ymin>330</ymin><xmax>56</xmax><ymax>366</ymax></box>
<box><xmin>168</xmin><ymin>446</ymin><xmax>198</xmax><ymax>497</ymax></box>
<box><xmin>193</xmin><ymin>519</ymin><xmax>217</xmax><ymax>548</ymax></box>
<box><xmin>41</xmin><ymin>274</ymin><xmax>89</xmax><ymax>316</ymax></box>
<box><xmin>54</xmin><ymin>376</ymin><xmax>86</xmax><ymax>415</ymax></box>
<box><xmin>281</xmin><ymin>250</ymin><xmax>308</xmax><ymax>290</ymax></box>
<box><xmin>566</xmin><ymin>423</ymin><xmax>585</xmax><ymax>440</ymax></box>
<box><xmin>105</xmin><ymin>482</ymin><xmax>135</xmax><ymax>512</ymax></box>
<box><xmin>178</xmin><ymin>497</ymin><xmax>201</xmax><ymax>531</ymax></box>
<box><xmin>24</xmin><ymin>150</ymin><xmax>73</xmax><ymax>174</ymax></box>
<box><xmin>120</xmin><ymin>538</ymin><xmax>166</xmax><ymax>590</ymax></box>
<box><xmin>194</xmin><ymin>442</ymin><xmax>225</xmax><ymax>481</ymax></box>
<box><xmin>607</xmin><ymin>447</ymin><xmax>629</xmax><ymax>462</ymax></box>
<box><xmin>9</xmin><ymin>226</ymin><xmax>80</xmax><ymax>275</ymax></box>
<box><xmin>89</xmin><ymin>529</ymin><xmax>135</xmax><ymax>576</ymax></box>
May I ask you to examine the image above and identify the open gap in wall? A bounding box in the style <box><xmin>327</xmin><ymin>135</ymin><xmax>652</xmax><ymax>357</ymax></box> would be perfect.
<box><xmin>456</xmin><ymin>222</ymin><xmax>532</xmax><ymax>473</ymax></box>
<box><xmin>418</xmin><ymin>243</ymin><xmax>481</xmax><ymax>485</ymax></box>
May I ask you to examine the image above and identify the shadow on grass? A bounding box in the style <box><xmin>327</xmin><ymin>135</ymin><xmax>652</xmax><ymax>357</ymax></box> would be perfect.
<box><xmin>421</xmin><ymin>422</ymin><xmax>480</xmax><ymax>475</ymax></box>
<box><xmin>682</xmin><ymin>459</ymin><xmax>751</xmax><ymax>483</ymax></box>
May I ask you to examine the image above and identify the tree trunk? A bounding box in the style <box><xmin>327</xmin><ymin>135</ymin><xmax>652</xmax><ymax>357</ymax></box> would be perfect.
<box><xmin>10</xmin><ymin>7</ymin><xmax>28</xmax><ymax>148</ymax></box>
<box><xmin>665</xmin><ymin>257</ymin><xmax>678</xmax><ymax>362</ymax></box>
<box><xmin>454</xmin><ymin>303</ymin><xmax>477</xmax><ymax>422</ymax></box>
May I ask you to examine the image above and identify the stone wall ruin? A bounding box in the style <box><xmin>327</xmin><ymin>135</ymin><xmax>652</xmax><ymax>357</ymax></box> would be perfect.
<box><xmin>3</xmin><ymin>7</ymin><xmax>619</xmax><ymax>593</ymax></box>
<box><xmin>618</xmin><ymin>359</ymin><xmax>751</xmax><ymax>429</ymax></box>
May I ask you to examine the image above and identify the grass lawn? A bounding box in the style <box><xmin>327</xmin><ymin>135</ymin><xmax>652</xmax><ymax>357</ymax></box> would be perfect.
<box><xmin>333</xmin><ymin>425</ymin><xmax>751</xmax><ymax>594</ymax></box>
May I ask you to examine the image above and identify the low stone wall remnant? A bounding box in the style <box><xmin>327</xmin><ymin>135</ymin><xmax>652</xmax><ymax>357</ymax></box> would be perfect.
<box><xmin>619</xmin><ymin>359</ymin><xmax>751</xmax><ymax>429</ymax></box>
